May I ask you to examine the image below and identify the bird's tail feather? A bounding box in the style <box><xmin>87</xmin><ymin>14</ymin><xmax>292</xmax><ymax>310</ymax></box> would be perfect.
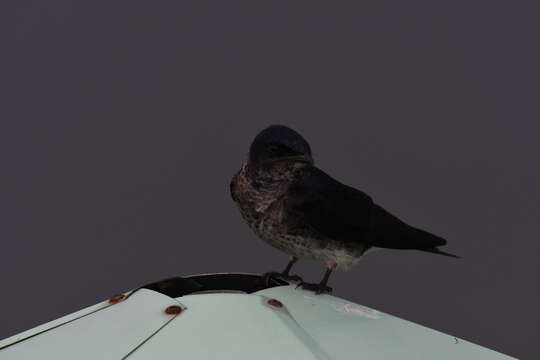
<box><xmin>420</xmin><ymin>247</ymin><xmax>460</xmax><ymax>258</ymax></box>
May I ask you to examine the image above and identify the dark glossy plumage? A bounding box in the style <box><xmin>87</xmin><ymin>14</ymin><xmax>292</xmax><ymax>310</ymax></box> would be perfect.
<box><xmin>287</xmin><ymin>166</ymin><xmax>449</xmax><ymax>252</ymax></box>
<box><xmin>231</xmin><ymin>125</ymin><xmax>458</xmax><ymax>293</ymax></box>
<box><xmin>286</xmin><ymin>166</ymin><xmax>373</xmax><ymax>245</ymax></box>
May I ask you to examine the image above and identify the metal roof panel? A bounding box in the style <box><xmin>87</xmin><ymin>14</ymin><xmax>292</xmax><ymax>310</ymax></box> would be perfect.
<box><xmin>0</xmin><ymin>289</ymin><xmax>184</xmax><ymax>359</ymax></box>
<box><xmin>0</xmin><ymin>274</ymin><xmax>517</xmax><ymax>359</ymax></box>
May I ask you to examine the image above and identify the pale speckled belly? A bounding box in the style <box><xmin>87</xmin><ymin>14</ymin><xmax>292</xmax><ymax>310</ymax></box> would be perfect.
<box><xmin>232</xmin><ymin>169</ymin><xmax>365</xmax><ymax>271</ymax></box>
<box><xmin>253</xmin><ymin>214</ymin><xmax>364</xmax><ymax>271</ymax></box>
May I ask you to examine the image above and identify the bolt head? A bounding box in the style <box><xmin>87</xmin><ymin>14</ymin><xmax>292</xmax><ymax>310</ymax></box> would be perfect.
<box><xmin>165</xmin><ymin>305</ymin><xmax>183</xmax><ymax>315</ymax></box>
<box><xmin>266</xmin><ymin>298</ymin><xmax>284</xmax><ymax>309</ymax></box>
<box><xmin>108</xmin><ymin>294</ymin><xmax>126</xmax><ymax>304</ymax></box>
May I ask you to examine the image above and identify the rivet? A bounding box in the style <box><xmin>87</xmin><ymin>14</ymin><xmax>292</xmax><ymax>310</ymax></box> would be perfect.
<box><xmin>165</xmin><ymin>305</ymin><xmax>183</xmax><ymax>315</ymax></box>
<box><xmin>266</xmin><ymin>298</ymin><xmax>284</xmax><ymax>309</ymax></box>
<box><xmin>108</xmin><ymin>294</ymin><xmax>126</xmax><ymax>304</ymax></box>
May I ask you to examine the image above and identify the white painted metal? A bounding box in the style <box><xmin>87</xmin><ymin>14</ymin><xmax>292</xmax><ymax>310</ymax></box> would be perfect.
<box><xmin>0</xmin><ymin>289</ymin><xmax>184</xmax><ymax>359</ymax></box>
<box><xmin>0</xmin><ymin>281</ymin><xmax>517</xmax><ymax>359</ymax></box>
<box><xmin>126</xmin><ymin>293</ymin><xmax>331</xmax><ymax>360</ymax></box>
<box><xmin>256</xmin><ymin>286</ymin><xmax>516</xmax><ymax>360</ymax></box>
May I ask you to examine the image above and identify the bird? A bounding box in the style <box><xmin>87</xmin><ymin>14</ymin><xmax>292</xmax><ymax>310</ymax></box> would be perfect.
<box><xmin>230</xmin><ymin>125</ymin><xmax>458</xmax><ymax>294</ymax></box>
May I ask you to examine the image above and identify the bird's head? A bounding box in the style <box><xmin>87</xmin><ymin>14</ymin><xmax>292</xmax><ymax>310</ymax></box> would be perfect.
<box><xmin>248</xmin><ymin>125</ymin><xmax>313</xmax><ymax>177</ymax></box>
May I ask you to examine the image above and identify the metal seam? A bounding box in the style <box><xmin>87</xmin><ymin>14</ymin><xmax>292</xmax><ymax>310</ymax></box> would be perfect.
<box><xmin>121</xmin><ymin>312</ymin><xmax>180</xmax><ymax>359</ymax></box>
<box><xmin>0</xmin><ymin>289</ymin><xmax>138</xmax><ymax>351</ymax></box>
<box><xmin>0</xmin><ymin>303</ymin><xmax>113</xmax><ymax>351</ymax></box>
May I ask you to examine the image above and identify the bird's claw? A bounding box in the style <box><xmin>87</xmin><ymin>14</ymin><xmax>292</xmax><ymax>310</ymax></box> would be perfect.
<box><xmin>296</xmin><ymin>281</ymin><xmax>332</xmax><ymax>295</ymax></box>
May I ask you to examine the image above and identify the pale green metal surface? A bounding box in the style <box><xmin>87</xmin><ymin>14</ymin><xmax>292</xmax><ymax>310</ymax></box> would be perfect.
<box><xmin>126</xmin><ymin>293</ymin><xmax>330</xmax><ymax>360</ymax></box>
<box><xmin>255</xmin><ymin>286</ymin><xmax>517</xmax><ymax>360</ymax></box>
<box><xmin>0</xmin><ymin>295</ymin><xmax>111</xmax><ymax>350</ymax></box>
<box><xmin>0</xmin><ymin>284</ymin><xmax>517</xmax><ymax>359</ymax></box>
<box><xmin>0</xmin><ymin>289</ymin><xmax>184</xmax><ymax>359</ymax></box>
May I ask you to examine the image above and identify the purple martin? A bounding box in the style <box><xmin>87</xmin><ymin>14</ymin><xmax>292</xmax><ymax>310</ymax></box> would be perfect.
<box><xmin>230</xmin><ymin>125</ymin><xmax>458</xmax><ymax>294</ymax></box>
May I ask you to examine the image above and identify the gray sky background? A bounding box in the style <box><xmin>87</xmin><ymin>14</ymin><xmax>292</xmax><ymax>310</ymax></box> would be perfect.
<box><xmin>1</xmin><ymin>1</ymin><xmax>538</xmax><ymax>358</ymax></box>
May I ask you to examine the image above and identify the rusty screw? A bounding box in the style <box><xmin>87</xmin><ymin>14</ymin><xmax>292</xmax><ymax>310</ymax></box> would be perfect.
<box><xmin>266</xmin><ymin>298</ymin><xmax>284</xmax><ymax>309</ymax></box>
<box><xmin>165</xmin><ymin>305</ymin><xmax>183</xmax><ymax>315</ymax></box>
<box><xmin>108</xmin><ymin>294</ymin><xmax>126</xmax><ymax>304</ymax></box>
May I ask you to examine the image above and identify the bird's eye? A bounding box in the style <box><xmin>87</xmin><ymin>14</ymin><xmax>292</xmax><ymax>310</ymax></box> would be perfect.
<box><xmin>268</xmin><ymin>145</ymin><xmax>282</xmax><ymax>153</ymax></box>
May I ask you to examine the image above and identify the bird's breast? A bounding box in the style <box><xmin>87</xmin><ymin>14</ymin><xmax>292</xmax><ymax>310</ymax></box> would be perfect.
<box><xmin>231</xmin><ymin>167</ymin><xmax>365</xmax><ymax>270</ymax></box>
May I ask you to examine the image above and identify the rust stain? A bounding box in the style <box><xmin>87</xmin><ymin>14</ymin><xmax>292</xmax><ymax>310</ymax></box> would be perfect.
<box><xmin>165</xmin><ymin>305</ymin><xmax>183</xmax><ymax>315</ymax></box>
<box><xmin>266</xmin><ymin>298</ymin><xmax>284</xmax><ymax>309</ymax></box>
<box><xmin>108</xmin><ymin>294</ymin><xmax>126</xmax><ymax>304</ymax></box>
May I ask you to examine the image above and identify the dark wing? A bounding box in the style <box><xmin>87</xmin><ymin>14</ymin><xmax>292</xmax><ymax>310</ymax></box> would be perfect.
<box><xmin>368</xmin><ymin>203</ymin><xmax>448</xmax><ymax>250</ymax></box>
<box><xmin>286</xmin><ymin>167</ymin><xmax>451</xmax><ymax>253</ymax></box>
<box><xmin>285</xmin><ymin>167</ymin><xmax>373</xmax><ymax>243</ymax></box>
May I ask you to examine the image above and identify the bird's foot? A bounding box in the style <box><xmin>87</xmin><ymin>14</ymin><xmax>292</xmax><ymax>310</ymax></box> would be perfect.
<box><xmin>297</xmin><ymin>281</ymin><xmax>332</xmax><ymax>295</ymax></box>
<box><xmin>262</xmin><ymin>272</ymin><xmax>303</xmax><ymax>286</ymax></box>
